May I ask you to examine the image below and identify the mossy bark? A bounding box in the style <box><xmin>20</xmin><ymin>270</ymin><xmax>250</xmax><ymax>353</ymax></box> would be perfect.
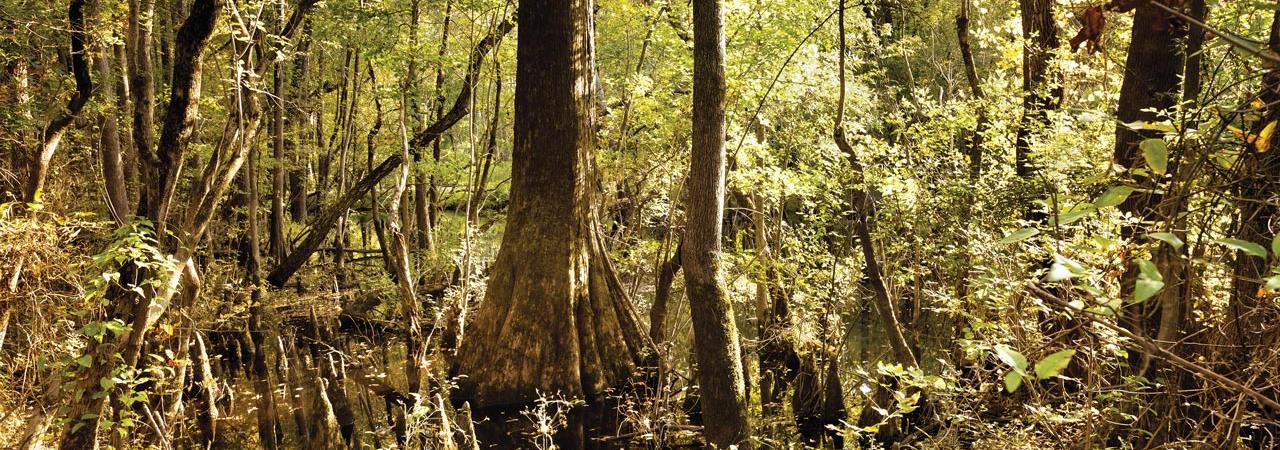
<box><xmin>455</xmin><ymin>0</ymin><xmax>644</xmax><ymax>409</ymax></box>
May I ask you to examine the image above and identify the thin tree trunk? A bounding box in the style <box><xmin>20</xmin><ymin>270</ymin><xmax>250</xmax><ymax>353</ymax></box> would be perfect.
<box><xmin>686</xmin><ymin>0</ymin><xmax>752</xmax><ymax>446</ymax></box>
<box><xmin>650</xmin><ymin>241</ymin><xmax>681</xmax><ymax>346</ymax></box>
<box><xmin>270</xmin><ymin>49</ymin><xmax>288</xmax><ymax>261</ymax></box>
<box><xmin>391</xmin><ymin>91</ymin><xmax>426</xmax><ymax>444</ymax></box>
<box><xmin>1014</xmin><ymin>0</ymin><xmax>1061</xmax><ymax>190</ymax></box>
<box><xmin>418</xmin><ymin>0</ymin><xmax>453</xmax><ymax>250</ymax></box>
<box><xmin>24</xmin><ymin>0</ymin><xmax>92</xmax><ymax>205</ymax></box>
<box><xmin>129</xmin><ymin>0</ymin><xmax>157</xmax><ymax>219</ymax></box>
<box><xmin>955</xmin><ymin>0</ymin><xmax>986</xmax><ymax>180</ymax></box>
<box><xmin>469</xmin><ymin>58</ymin><xmax>502</xmax><ymax>224</ymax></box>
<box><xmin>97</xmin><ymin>43</ymin><xmax>130</xmax><ymax>223</ymax></box>
<box><xmin>288</xmin><ymin>20</ymin><xmax>312</xmax><ymax>224</ymax></box>
<box><xmin>268</xmin><ymin>20</ymin><xmax>512</xmax><ymax>287</ymax></box>
<box><xmin>244</xmin><ymin>124</ymin><xmax>281</xmax><ymax>449</ymax></box>
<box><xmin>1227</xmin><ymin>4</ymin><xmax>1280</xmax><ymax>367</ymax></box>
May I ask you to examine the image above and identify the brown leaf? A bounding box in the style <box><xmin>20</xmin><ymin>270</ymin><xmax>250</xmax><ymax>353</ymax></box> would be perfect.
<box><xmin>1070</xmin><ymin>6</ymin><xmax>1107</xmax><ymax>54</ymax></box>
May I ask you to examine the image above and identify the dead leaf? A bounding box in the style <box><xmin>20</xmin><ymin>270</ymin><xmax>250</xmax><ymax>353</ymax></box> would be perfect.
<box><xmin>1070</xmin><ymin>6</ymin><xmax>1106</xmax><ymax>54</ymax></box>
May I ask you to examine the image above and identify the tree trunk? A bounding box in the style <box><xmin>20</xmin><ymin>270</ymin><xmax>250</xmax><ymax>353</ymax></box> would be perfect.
<box><xmin>456</xmin><ymin>0</ymin><xmax>645</xmax><ymax>410</ymax></box>
<box><xmin>391</xmin><ymin>91</ymin><xmax>426</xmax><ymax>444</ymax></box>
<box><xmin>835</xmin><ymin>0</ymin><xmax>921</xmax><ymax>440</ymax></box>
<box><xmin>468</xmin><ymin>58</ymin><xmax>502</xmax><ymax>224</ymax></box>
<box><xmin>267</xmin><ymin>20</ymin><xmax>511</xmax><ymax>288</ymax></box>
<box><xmin>418</xmin><ymin>0</ymin><xmax>453</xmax><ymax>250</ymax></box>
<box><xmin>59</xmin><ymin>2</ymin><xmax>221</xmax><ymax>447</ymax></box>
<box><xmin>244</xmin><ymin>129</ymin><xmax>281</xmax><ymax>449</ymax></box>
<box><xmin>129</xmin><ymin>0</ymin><xmax>157</xmax><ymax>217</ymax></box>
<box><xmin>1111</xmin><ymin>1</ymin><xmax>1189</xmax><ymax>364</ymax></box>
<box><xmin>650</xmin><ymin>240</ymin><xmax>681</xmax><ymax>346</ymax></box>
<box><xmin>270</xmin><ymin>55</ymin><xmax>288</xmax><ymax>262</ymax></box>
<box><xmin>685</xmin><ymin>0</ymin><xmax>753</xmax><ymax>447</ymax></box>
<box><xmin>24</xmin><ymin>0</ymin><xmax>92</xmax><ymax>205</ymax></box>
<box><xmin>955</xmin><ymin>0</ymin><xmax>986</xmax><ymax>180</ymax></box>
<box><xmin>288</xmin><ymin>20</ymin><xmax>312</xmax><ymax>224</ymax></box>
<box><xmin>1227</xmin><ymin>5</ymin><xmax>1280</xmax><ymax>368</ymax></box>
<box><xmin>1014</xmin><ymin>0</ymin><xmax>1061</xmax><ymax>186</ymax></box>
<box><xmin>97</xmin><ymin>43</ymin><xmax>130</xmax><ymax>223</ymax></box>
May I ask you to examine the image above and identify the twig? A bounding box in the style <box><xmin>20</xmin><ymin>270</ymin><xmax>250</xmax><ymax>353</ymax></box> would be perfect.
<box><xmin>1027</xmin><ymin>284</ymin><xmax>1280</xmax><ymax>413</ymax></box>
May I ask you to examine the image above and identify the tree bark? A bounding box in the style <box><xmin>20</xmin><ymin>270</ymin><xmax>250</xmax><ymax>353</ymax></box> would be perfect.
<box><xmin>270</xmin><ymin>52</ymin><xmax>288</xmax><ymax>262</ymax></box>
<box><xmin>455</xmin><ymin>0</ymin><xmax>645</xmax><ymax>409</ymax></box>
<box><xmin>24</xmin><ymin>0</ymin><xmax>93</xmax><ymax>205</ymax></box>
<box><xmin>418</xmin><ymin>0</ymin><xmax>453</xmax><ymax>250</ymax></box>
<box><xmin>685</xmin><ymin>0</ymin><xmax>753</xmax><ymax>447</ymax></box>
<box><xmin>1111</xmin><ymin>1</ymin><xmax>1190</xmax><ymax>362</ymax></box>
<box><xmin>97</xmin><ymin>43</ymin><xmax>130</xmax><ymax>223</ymax></box>
<box><xmin>60</xmin><ymin>2</ymin><xmax>222</xmax><ymax>447</ymax></box>
<box><xmin>244</xmin><ymin>126</ymin><xmax>281</xmax><ymax>449</ymax></box>
<box><xmin>1014</xmin><ymin>0</ymin><xmax>1061</xmax><ymax>187</ymax></box>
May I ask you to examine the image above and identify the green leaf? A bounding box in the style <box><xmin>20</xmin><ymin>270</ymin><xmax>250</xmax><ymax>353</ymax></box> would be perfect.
<box><xmin>1034</xmin><ymin>349</ymin><xmax>1076</xmax><ymax>379</ymax></box>
<box><xmin>1047</xmin><ymin>254</ymin><xmax>1086</xmax><ymax>282</ymax></box>
<box><xmin>993</xmin><ymin>345</ymin><xmax>1028</xmax><ymax>374</ymax></box>
<box><xmin>1216</xmin><ymin>238</ymin><xmax>1268</xmax><ymax>258</ymax></box>
<box><xmin>1140</xmin><ymin>138</ymin><xmax>1168</xmax><ymax>175</ymax></box>
<box><xmin>1124</xmin><ymin>121</ymin><xmax>1176</xmax><ymax>132</ymax></box>
<box><xmin>1134</xmin><ymin>259</ymin><xmax>1165</xmax><ymax>303</ymax></box>
<box><xmin>999</xmin><ymin>227</ymin><xmax>1040</xmax><ymax>244</ymax></box>
<box><xmin>99</xmin><ymin>376</ymin><xmax>116</xmax><ymax>390</ymax></box>
<box><xmin>1266</xmin><ymin>275</ymin><xmax>1280</xmax><ymax>291</ymax></box>
<box><xmin>102</xmin><ymin>320</ymin><xmax>127</xmax><ymax>337</ymax></box>
<box><xmin>1054</xmin><ymin>204</ymin><xmax>1096</xmax><ymax>226</ymax></box>
<box><xmin>1094</xmin><ymin>186</ymin><xmax>1135</xmax><ymax>208</ymax></box>
<box><xmin>75</xmin><ymin>354</ymin><xmax>93</xmax><ymax>368</ymax></box>
<box><xmin>1272</xmin><ymin>234</ymin><xmax>1279</xmax><ymax>257</ymax></box>
<box><xmin>1146</xmin><ymin>232</ymin><xmax>1185</xmax><ymax>250</ymax></box>
<box><xmin>1004</xmin><ymin>371</ymin><xmax>1023</xmax><ymax>393</ymax></box>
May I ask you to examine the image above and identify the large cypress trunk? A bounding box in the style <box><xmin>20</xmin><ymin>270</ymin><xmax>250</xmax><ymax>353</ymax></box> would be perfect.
<box><xmin>455</xmin><ymin>0</ymin><xmax>645</xmax><ymax>410</ymax></box>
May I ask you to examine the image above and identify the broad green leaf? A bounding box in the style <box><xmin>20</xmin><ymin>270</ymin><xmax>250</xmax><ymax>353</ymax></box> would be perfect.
<box><xmin>102</xmin><ymin>320</ymin><xmax>127</xmax><ymax>337</ymax></box>
<box><xmin>1054</xmin><ymin>204</ymin><xmax>1096</xmax><ymax>226</ymax></box>
<box><xmin>994</xmin><ymin>344</ymin><xmax>1028</xmax><ymax>374</ymax></box>
<box><xmin>1265</xmin><ymin>274</ymin><xmax>1280</xmax><ymax>291</ymax></box>
<box><xmin>1034</xmin><ymin>349</ymin><xmax>1076</xmax><ymax>379</ymax></box>
<box><xmin>1124</xmin><ymin>121</ymin><xmax>1176</xmax><ymax>132</ymax></box>
<box><xmin>75</xmin><ymin>355</ymin><xmax>93</xmax><ymax>368</ymax></box>
<box><xmin>1216</xmin><ymin>238</ymin><xmax>1268</xmax><ymax>258</ymax></box>
<box><xmin>1094</xmin><ymin>186</ymin><xmax>1135</xmax><ymax>208</ymax></box>
<box><xmin>1134</xmin><ymin>259</ymin><xmax>1164</xmax><ymax>303</ymax></box>
<box><xmin>1047</xmin><ymin>254</ymin><xmax>1087</xmax><ymax>282</ymax></box>
<box><xmin>1141</xmin><ymin>139</ymin><xmax>1168</xmax><ymax>175</ymax></box>
<box><xmin>1146</xmin><ymin>232</ymin><xmax>1184</xmax><ymax>250</ymax></box>
<box><xmin>1138</xmin><ymin>259</ymin><xmax>1163</xmax><ymax>280</ymax></box>
<box><xmin>999</xmin><ymin>227</ymin><xmax>1040</xmax><ymax>244</ymax></box>
<box><xmin>1272</xmin><ymin>234</ymin><xmax>1279</xmax><ymax>257</ymax></box>
<box><xmin>1004</xmin><ymin>371</ymin><xmax>1023</xmax><ymax>393</ymax></box>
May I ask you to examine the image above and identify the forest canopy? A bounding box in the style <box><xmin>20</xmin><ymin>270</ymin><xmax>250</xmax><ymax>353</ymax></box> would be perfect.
<box><xmin>1</xmin><ymin>0</ymin><xmax>1278</xmax><ymax>448</ymax></box>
